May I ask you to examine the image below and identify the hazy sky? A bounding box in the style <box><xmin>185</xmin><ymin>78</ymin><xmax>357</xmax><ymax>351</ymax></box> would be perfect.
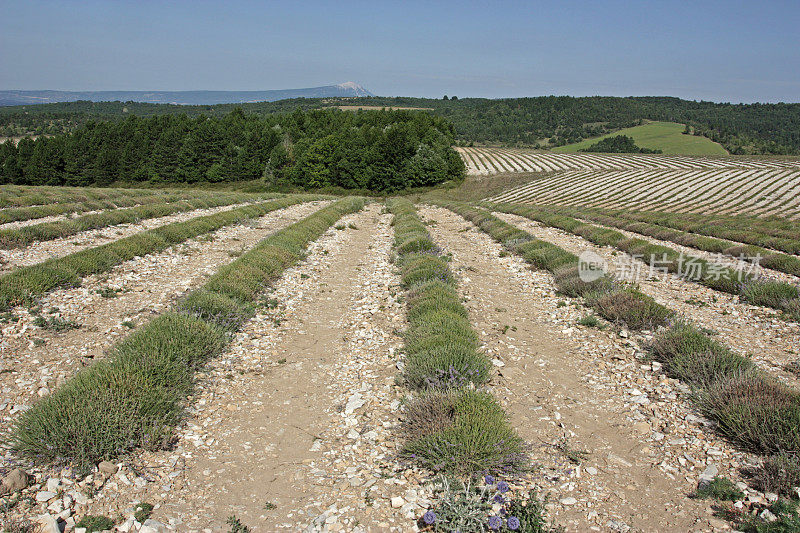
<box><xmin>2</xmin><ymin>0</ymin><xmax>799</xmax><ymax>103</ymax></box>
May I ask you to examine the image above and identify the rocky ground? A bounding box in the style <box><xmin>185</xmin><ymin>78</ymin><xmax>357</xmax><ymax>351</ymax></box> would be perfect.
<box><xmin>0</xmin><ymin>201</ymin><xmax>258</xmax><ymax>272</ymax></box>
<box><xmin>0</xmin><ymin>201</ymin><xmax>790</xmax><ymax>532</ymax></box>
<box><xmin>0</xmin><ymin>201</ymin><xmax>328</xmax><ymax>442</ymax></box>
<box><xmin>419</xmin><ymin>206</ymin><xmax>778</xmax><ymax>532</ymax></box>
<box><xmin>1</xmin><ymin>204</ymin><xmax>422</xmax><ymax>532</ymax></box>
<box><xmin>493</xmin><ymin>212</ymin><xmax>800</xmax><ymax>386</ymax></box>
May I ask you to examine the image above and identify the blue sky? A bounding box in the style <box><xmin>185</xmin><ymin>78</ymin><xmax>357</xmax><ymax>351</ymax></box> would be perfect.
<box><xmin>2</xmin><ymin>0</ymin><xmax>799</xmax><ymax>102</ymax></box>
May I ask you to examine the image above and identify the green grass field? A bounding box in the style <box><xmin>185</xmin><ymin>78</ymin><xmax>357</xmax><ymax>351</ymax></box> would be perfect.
<box><xmin>553</xmin><ymin>121</ymin><xmax>728</xmax><ymax>156</ymax></box>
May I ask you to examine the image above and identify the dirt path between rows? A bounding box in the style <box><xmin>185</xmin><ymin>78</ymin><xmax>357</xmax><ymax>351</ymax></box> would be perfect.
<box><xmin>75</xmin><ymin>204</ymin><xmax>413</xmax><ymax>532</ymax></box>
<box><xmin>493</xmin><ymin>211</ymin><xmax>800</xmax><ymax>386</ymax></box>
<box><xmin>0</xmin><ymin>202</ymin><xmax>328</xmax><ymax>439</ymax></box>
<box><xmin>0</xmin><ymin>201</ymin><xmax>258</xmax><ymax>272</ymax></box>
<box><xmin>420</xmin><ymin>206</ymin><xmax>744</xmax><ymax>533</ymax></box>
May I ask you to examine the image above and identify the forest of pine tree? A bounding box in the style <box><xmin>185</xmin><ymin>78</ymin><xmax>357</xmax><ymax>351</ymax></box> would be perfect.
<box><xmin>0</xmin><ymin>108</ymin><xmax>465</xmax><ymax>191</ymax></box>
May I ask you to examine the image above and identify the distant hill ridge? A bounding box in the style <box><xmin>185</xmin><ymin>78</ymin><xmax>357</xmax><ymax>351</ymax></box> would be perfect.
<box><xmin>2</xmin><ymin>94</ymin><xmax>799</xmax><ymax>155</ymax></box>
<box><xmin>0</xmin><ymin>82</ymin><xmax>374</xmax><ymax>106</ymax></box>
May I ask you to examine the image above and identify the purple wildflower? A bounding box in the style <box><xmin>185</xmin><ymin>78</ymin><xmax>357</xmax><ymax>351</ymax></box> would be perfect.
<box><xmin>497</xmin><ymin>480</ymin><xmax>509</xmax><ymax>493</ymax></box>
<box><xmin>507</xmin><ymin>516</ymin><xmax>521</xmax><ymax>530</ymax></box>
<box><xmin>488</xmin><ymin>516</ymin><xmax>502</xmax><ymax>530</ymax></box>
<box><xmin>423</xmin><ymin>510</ymin><xmax>436</xmax><ymax>525</ymax></box>
<box><xmin>493</xmin><ymin>494</ymin><xmax>505</xmax><ymax>504</ymax></box>
<box><xmin>484</xmin><ymin>474</ymin><xmax>495</xmax><ymax>485</ymax></box>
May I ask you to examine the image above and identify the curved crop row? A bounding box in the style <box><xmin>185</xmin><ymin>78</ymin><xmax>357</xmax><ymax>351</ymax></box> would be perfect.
<box><xmin>443</xmin><ymin>202</ymin><xmax>800</xmax><ymax>498</ymax></box>
<box><xmin>441</xmin><ymin>202</ymin><xmax>673</xmax><ymax>331</ymax></box>
<box><xmin>0</xmin><ymin>192</ymin><xmax>280</xmax><ymax>248</ymax></box>
<box><xmin>486</xmin><ymin>167</ymin><xmax>800</xmax><ymax>219</ymax></box>
<box><xmin>0</xmin><ymin>189</ymin><xmax>267</xmax><ymax>225</ymax></box>
<box><xmin>584</xmin><ymin>207</ymin><xmax>800</xmax><ymax>256</ymax></box>
<box><xmin>387</xmin><ymin>198</ymin><xmax>526</xmax><ymax>476</ymax></box>
<box><xmin>551</xmin><ymin>206</ymin><xmax>800</xmax><ymax>278</ymax></box>
<box><xmin>0</xmin><ymin>195</ymin><xmax>321</xmax><ymax>311</ymax></box>
<box><xmin>10</xmin><ymin>197</ymin><xmax>365</xmax><ymax>468</ymax></box>
<box><xmin>0</xmin><ymin>185</ymin><xmax>166</xmax><ymax>208</ymax></box>
<box><xmin>488</xmin><ymin>203</ymin><xmax>800</xmax><ymax>319</ymax></box>
<box><xmin>457</xmin><ymin>147</ymin><xmax>800</xmax><ymax>176</ymax></box>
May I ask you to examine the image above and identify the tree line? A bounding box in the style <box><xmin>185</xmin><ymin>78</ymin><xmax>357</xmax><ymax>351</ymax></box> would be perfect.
<box><xmin>0</xmin><ymin>108</ymin><xmax>465</xmax><ymax>191</ymax></box>
<box><xmin>2</xmin><ymin>95</ymin><xmax>800</xmax><ymax>155</ymax></box>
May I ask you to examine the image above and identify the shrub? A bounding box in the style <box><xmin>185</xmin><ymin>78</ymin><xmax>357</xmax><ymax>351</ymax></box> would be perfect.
<box><xmin>551</xmin><ymin>264</ymin><xmax>615</xmax><ymax>298</ymax></box>
<box><xmin>593</xmin><ymin>289</ymin><xmax>672</xmax><ymax>330</ymax></box>
<box><xmin>177</xmin><ymin>289</ymin><xmax>252</xmax><ymax>331</ymax></box>
<box><xmin>75</xmin><ymin>515</ymin><xmax>116</xmax><ymax>532</ymax></box>
<box><xmin>750</xmin><ymin>453</ymin><xmax>800</xmax><ymax>497</ymax></box>
<box><xmin>400</xmin><ymin>253</ymin><xmax>455</xmax><ymax>288</ymax></box>
<box><xmin>406</xmin><ymin>281</ymin><xmax>467</xmax><ymax>322</ymax></box>
<box><xmin>404</xmin><ymin>310</ymin><xmax>478</xmax><ymax>355</ymax></box>
<box><xmin>760</xmin><ymin>254</ymin><xmax>800</xmax><ymax>277</ymax></box>
<box><xmin>650</xmin><ymin>323</ymin><xmax>753</xmax><ymax>387</ymax></box>
<box><xmin>578</xmin><ymin>315</ymin><xmax>601</xmax><ymax>328</ymax></box>
<box><xmin>741</xmin><ymin>281</ymin><xmax>800</xmax><ymax>309</ymax></box>
<box><xmin>402</xmin><ymin>390</ymin><xmax>527</xmax><ymax>475</ymax></box>
<box><xmin>697</xmin><ymin>371</ymin><xmax>800</xmax><ymax>454</ymax></box>
<box><xmin>397</xmin><ymin>234</ymin><xmax>437</xmax><ymax>255</ymax></box>
<box><xmin>405</xmin><ymin>344</ymin><xmax>490</xmax><ymax>389</ymax></box>
<box><xmin>402</xmin><ymin>391</ymin><xmax>460</xmax><ymax>443</ymax></box>
<box><xmin>516</xmin><ymin>241</ymin><xmax>575</xmax><ymax>271</ymax></box>
<box><xmin>692</xmin><ymin>477</ymin><xmax>744</xmax><ymax>501</ymax></box>
<box><xmin>783</xmin><ymin>299</ymin><xmax>800</xmax><ymax>322</ymax></box>
<box><xmin>402</xmin><ymin>279</ymin><xmax>488</xmax><ymax>389</ymax></box>
<box><xmin>12</xmin><ymin>313</ymin><xmax>227</xmax><ymax>468</ymax></box>
<box><xmin>701</xmin><ymin>272</ymin><xmax>745</xmax><ymax>295</ymax></box>
<box><xmin>723</xmin><ymin>245</ymin><xmax>764</xmax><ymax>260</ymax></box>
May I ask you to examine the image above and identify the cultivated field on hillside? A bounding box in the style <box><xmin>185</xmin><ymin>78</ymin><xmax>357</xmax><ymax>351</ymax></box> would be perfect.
<box><xmin>458</xmin><ymin>147</ymin><xmax>800</xmax><ymax>218</ymax></box>
<box><xmin>488</xmin><ymin>167</ymin><xmax>800</xmax><ymax>218</ymax></box>
<box><xmin>2</xmin><ymin>184</ymin><xmax>800</xmax><ymax>531</ymax></box>
<box><xmin>458</xmin><ymin>147</ymin><xmax>800</xmax><ymax>175</ymax></box>
<box><xmin>552</xmin><ymin>121</ymin><xmax>728</xmax><ymax>156</ymax></box>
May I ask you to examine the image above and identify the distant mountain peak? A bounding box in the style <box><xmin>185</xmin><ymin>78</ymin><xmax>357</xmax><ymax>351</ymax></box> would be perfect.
<box><xmin>335</xmin><ymin>82</ymin><xmax>373</xmax><ymax>97</ymax></box>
